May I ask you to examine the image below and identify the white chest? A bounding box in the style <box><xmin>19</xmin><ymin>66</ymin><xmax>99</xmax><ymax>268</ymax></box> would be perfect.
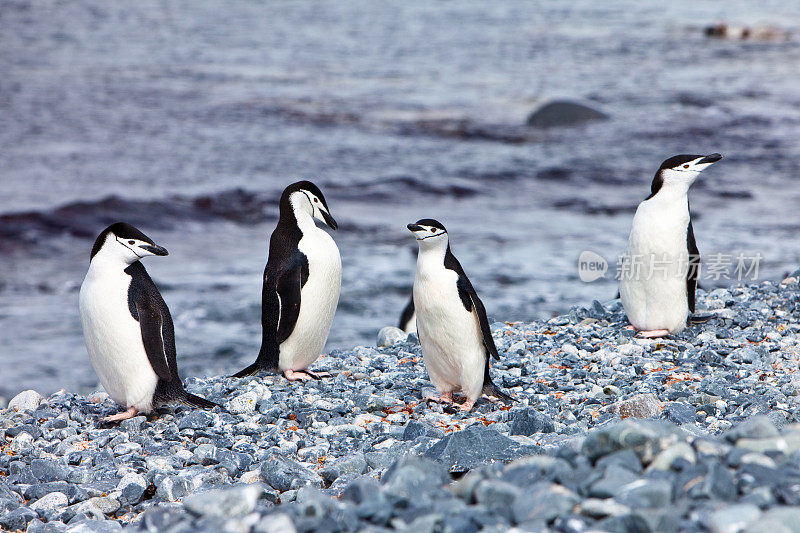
<box><xmin>278</xmin><ymin>227</ymin><xmax>342</xmax><ymax>370</ymax></box>
<box><xmin>78</xmin><ymin>265</ymin><xmax>158</xmax><ymax>411</ymax></box>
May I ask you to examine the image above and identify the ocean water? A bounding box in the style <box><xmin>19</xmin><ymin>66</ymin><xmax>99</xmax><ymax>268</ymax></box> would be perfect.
<box><xmin>2</xmin><ymin>0</ymin><xmax>800</xmax><ymax>398</ymax></box>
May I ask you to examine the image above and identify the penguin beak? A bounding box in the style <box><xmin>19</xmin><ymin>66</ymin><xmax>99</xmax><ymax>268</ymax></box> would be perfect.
<box><xmin>698</xmin><ymin>153</ymin><xmax>722</xmax><ymax>165</ymax></box>
<box><xmin>140</xmin><ymin>244</ymin><xmax>169</xmax><ymax>256</ymax></box>
<box><xmin>320</xmin><ymin>209</ymin><xmax>338</xmax><ymax>231</ymax></box>
<box><xmin>407</xmin><ymin>223</ymin><xmax>423</xmax><ymax>232</ymax></box>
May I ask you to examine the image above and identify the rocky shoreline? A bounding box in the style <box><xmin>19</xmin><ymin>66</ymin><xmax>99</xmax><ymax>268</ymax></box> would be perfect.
<box><xmin>3</xmin><ymin>273</ymin><xmax>800</xmax><ymax>532</ymax></box>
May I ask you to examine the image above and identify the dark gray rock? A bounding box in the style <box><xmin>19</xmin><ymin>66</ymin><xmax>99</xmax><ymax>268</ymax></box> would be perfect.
<box><xmin>474</xmin><ymin>479</ymin><xmax>521</xmax><ymax>522</ymax></box>
<box><xmin>510</xmin><ymin>408</ymin><xmax>555</xmax><ymax>436</ymax></box>
<box><xmin>724</xmin><ymin>416</ymin><xmax>780</xmax><ymax>442</ymax></box>
<box><xmin>511</xmin><ymin>481</ymin><xmax>580</xmax><ymax>524</ymax></box>
<box><xmin>381</xmin><ymin>455</ymin><xmax>449</xmax><ymax>500</ymax></box>
<box><xmin>30</xmin><ymin>459</ymin><xmax>68</xmax><ymax>483</ymax></box>
<box><xmin>320</xmin><ymin>454</ymin><xmax>368</xmax><ymax>484</ymax></box>
<box><xmin>582</xmin><ymin>420</ymin><xmax>688</xmax><ymax>464</ymax></box>
<box><xmin>596</xmin><ymin>513</ymin><xmax>651</xmax><ymax>533</ymax></box>
<box><xmin>616</xmin><ymin>479</ymin><xmax>672</xmax><ymax>508</ymax></box>
<box><xmin>424</xmin><ymin>424</ymin><xmax>538</xmax><ymax>471</ymax></box>
<box><xmin>260</xmin><ymin>456</ymin><xmax>323</xmax><ymax>492</ymax></box>
<box><xmin>0</xmin><ymin>506</ymin><xmax>37</xmax><ymax>530</ymax></box>
<box><xmin>526</xmin><ymin>100</ymin><xmax>609</xmax><ymax>128</ymax></box>
<box><xmin>177</xmin><ymin>411</ymin><xmax>215</xmax><ymax>430</ymax></box>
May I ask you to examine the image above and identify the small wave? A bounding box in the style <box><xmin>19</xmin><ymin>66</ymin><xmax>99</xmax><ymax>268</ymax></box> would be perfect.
<box><xmin>0</xmin><ymin>189</ymin><xmax>279</xmax><ymax>247</ymax></box>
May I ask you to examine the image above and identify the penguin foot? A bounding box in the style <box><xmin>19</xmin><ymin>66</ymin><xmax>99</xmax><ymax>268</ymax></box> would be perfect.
<box><xmin>102</xmin><ymin>406</ymin><xmax>139</xmax><ymax>422</ymax></box>
<box><xmin>283</xmin><ymin>369</ymin><xmax>330</xmax><ymax>381</ymax></box>
<box><xmin>624</xmin><ymin>325</ymin><xmax>637</xmax><ymax>331</ymax></box>
<box><xmin>636</xmin><ymin>329</ymin><xmax>670</xmax><ymax>339</ymax></box>
<box><xmin>457</xmin><ymin>400</ymin><xmax>475</xmax><ymax>412</ymax></box>
<box><xmin>283</xmin><ymin>369</ymin><xmax>315</xmax><ymax>381</ymax></box>
<box><xmin>425</xmin><ymin>391</ymin><xmax>454</xmax><ymax>404</ymax></box>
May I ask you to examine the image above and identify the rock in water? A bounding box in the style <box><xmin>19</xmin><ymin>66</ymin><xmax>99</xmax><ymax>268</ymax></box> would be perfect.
<box><xmin>526</xmin><ymin>100</ymin><xmax>609</xmax><ymax>128</ymax></box>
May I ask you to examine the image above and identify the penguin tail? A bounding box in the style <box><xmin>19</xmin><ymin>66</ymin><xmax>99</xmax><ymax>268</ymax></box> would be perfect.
<box><xmin>181</xmin><ymin>392</ymin><xmax>219</xmax><ymax>410</ymax></box>
<box><xmin>688</xmin><ymin>314</ymin><xmax>715</xmax><ymax>325</ymax></box>
<box><xmin>483</xmin><ymin>382</ymin><xmax>515</xmax><ymax>404</ymax></box>
<box><xmin>231</xmin><ymin>361</ymin><xmax>262</xmax><ymax>378</ymax></box>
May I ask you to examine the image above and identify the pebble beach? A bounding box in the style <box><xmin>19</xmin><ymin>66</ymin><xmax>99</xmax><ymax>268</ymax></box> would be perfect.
<box><xmin>3</xmin><ymin>272</ymin><xmax>800</xmax><ymax>532</ymax></box>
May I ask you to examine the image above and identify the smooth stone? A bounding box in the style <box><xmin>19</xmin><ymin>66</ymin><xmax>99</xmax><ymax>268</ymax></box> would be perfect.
<box><xmin>30</xmin><ymin>491</ymin><xmax>69</xmax><ymax>512</ymax></box>
<box><xmin>604</xmin><ymin>393</ymin><xmax>662</xmax><ymax>419</ymax></box>
<box><xmin>227</xmin><ymin>391</ymin><xmax>259</xmax><ymax>415</ymax></box>
<box><xmin>377</xmin><ymin>326</ymin><xmax>407</xmax><ymax>347</ymax></box>
<box><xmin>0</xmin><ymin>507</ymin><xmax>37</xmax><ymax>530</ymax></box>
<box><xmin>7</xmin><ymin>390</ymin><xmax>44</xmax><ymax>412</ymax></box>
<box><xmin>526</xmin><ymin>100</ymin><xmax>609</xmax><ymax>128</ymax></box>
<box><xmin>381</xmin><ymin>455</ymin><xmax>449</xmax><ymax>500</ymax></box>
<box><xmin>424</xmin><ymin>424</ymin><xmax>538</xmax><ymax>472</ymax></box>
<box><xmin>254</xmin><ymin>512</ymin><xmax>298</xmax><ymax>533</ymax></box>
<box><xmin>512</xmin><ymin>482</ymin><xmax>580</xmax><ymax>524</ymax></box>
<box><xmin>743</xmin><ymin>507</ymin><xmax>800</xmax><ymax>533</ymax></box>
<box><xmin>705</xmin><ymin>504</ymin><xmax>761</xmax><ymax>533</ymax></box>
<box><xmin>724</xmin><ymin>416</ymin><xmax>780</xmax><ymax>442</ymax></box>
<box><xmin>320</xmin><ymin>454</ymin><xmax>368</xmax><ymax>484</ymax></box>
<box><xmin>260</xmin><ymin>456</ymin><xmax>323</xmax><ymax>492</ymax></box>
<box><xmin>616</xmin><ymin>479</ymin><xmax>672</xmax><ymax>508</ymax></box>
<box><xmin>646</xmin><ymin>442</ymin><xmax>696</xmax><ymax>471</ymax></box>
<box><xmin>510</xmin><ymin>408</ymin><xmax>555</xmax><ymax>436</ymax></box>
<box><xmin>582</xmin><ymin>420</ymin><xmax>687</xmax><ymax>464</ymax></box>
<box><xmin>184</xmin><ymin>484</ymin><xmax>264</xmax><ymax>517</ymax></box>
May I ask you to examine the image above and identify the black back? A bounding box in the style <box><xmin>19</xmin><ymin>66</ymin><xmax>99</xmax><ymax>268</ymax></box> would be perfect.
<box><xmin>398</xmin><ymin>295</ymin><xmax>415</xmax><ymax>331</ymax></box>
<box><xmin>90</xmin><ymin>222</ymin><xmax>155</xmax><ymax>260</ymax></box>
<box><xmin>441</xmin><ymin>245</ymin><xmax>501</xmax><ymax>390</ymax></box>
<box><xmin>233</xmin><ymin>184</ymin><xmax>312</xmax><ymax>376</ymax></box>
<box><xmin>124</xmin><ymin>262</ymin><xmax>182</xmax><ymax>402</ymax></box>
<box><xmin>686</xmin><ymin>219</ymin><xmax>699</xmax><ymax>314</ymax></box>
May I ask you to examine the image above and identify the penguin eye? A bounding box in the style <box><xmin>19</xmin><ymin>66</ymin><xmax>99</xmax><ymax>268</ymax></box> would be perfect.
<box><xmin>430</xmin><ymin>228</ymin><xmax>436</xmax><ymax>233</ymax></box>
<box><xmin>128</xmin><ymin>240</ymin><xmax>135</xmax><ymax>245</ymax></box>
<box><xmin>683</xmin><ymin>164</ymin><xmax>689</xmax><ymax>169</ymax></box>
<box><xmin>314</xmin><ymin>198</ymin><xmax>318</xmax><ymax>203</ymax></box>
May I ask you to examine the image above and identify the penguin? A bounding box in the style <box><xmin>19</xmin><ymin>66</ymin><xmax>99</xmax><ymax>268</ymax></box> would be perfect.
<box><xmin>233</xmin><ymin>181</ymin><xmax>341</xmax><ymax>381</ymax></box>
<box><xmin>619</xmin><ymin>153</ymin><xmax>722</xmax><ymax>338</ymax></box>
<box><xmin>79</xmin><ymin>222</ymin><xmax>217</xmax><ymax>422</ymax></box>
<box><xmin>407</xmin><ymin>219</ymin><xmax>512</xmax><ymax>411</ymax></box>
<box><xmin>398</xmin><ymin>295</ymin><xmax>417</xmax><ymax>334</ymax></box>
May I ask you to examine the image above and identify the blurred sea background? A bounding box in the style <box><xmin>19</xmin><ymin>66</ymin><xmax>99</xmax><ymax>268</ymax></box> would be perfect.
<box><xmin>1</xmin><ymin>1</ymin><xmax>800</xmax><ymax>399</ymax></box>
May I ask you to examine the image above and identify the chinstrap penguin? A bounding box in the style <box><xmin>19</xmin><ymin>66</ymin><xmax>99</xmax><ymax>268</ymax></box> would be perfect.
<box><xmin>408</xmin><ymin>219</ymin><xmax>512</xmax><ymax>411</ymax></box>
<box><xmin>233</xmin><ymin>180</ymin><xmax>341</xmax><ymax>381</ymax></box>
<box><xmin>79</xmin><ymin>223</ymin><xmax>217</xmax><ymax>422</ymax></box>
<box><xmin>620</xmin><ymin>153</ymin><xmax>722</xmax><ymax>338</ymax></box>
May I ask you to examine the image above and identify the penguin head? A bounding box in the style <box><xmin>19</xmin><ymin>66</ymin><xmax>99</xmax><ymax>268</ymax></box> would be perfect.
<box><xmin>89</xmin><ymin>222</ymin><xmax>169</xmax><ymax>264</ymax></box>
<box><xmin>283</xmin><ymin>180</ymin><xmax>338</xmax><ymax>230</ymax></box>
<box><xmin>407</xmin><ymin>219</ymin><xmax>448</xmax><ymax>249</ymax></box>
<box><xmin>650</xmin><ymin>153</ymin><xmax>722</xmax><ymax>197</ymax></box>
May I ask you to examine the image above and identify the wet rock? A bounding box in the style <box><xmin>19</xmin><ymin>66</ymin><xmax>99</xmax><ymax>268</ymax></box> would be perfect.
<box><xmin>526</xmin><ymin>100</ymin><xmax>609</xmax><ymax>128</ymax></box>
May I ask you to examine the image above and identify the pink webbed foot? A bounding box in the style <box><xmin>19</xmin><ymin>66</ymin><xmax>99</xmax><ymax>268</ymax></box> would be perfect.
<box><xmin>457</xmin><ymin>400</ymin><xmax>475</xmax><ymax>412</ymax></box>
<box><xmin>637</xmin><ymin>329</ymin><xmax>671</xmax><ymax>339</ymax></box>
<box><xmin>102</xmin><ymin>406</ymin><xmax>138</xmax><ymax>422</ymax></box>
<box><xmin>425</xmin><ymin>391</ymin><xmax>454</xmax><ymax>404</ymax></box>
<box><xmin>624</xmin><ymin>325</ymin><xmax>637</xmax><ymax>331</ymax></box>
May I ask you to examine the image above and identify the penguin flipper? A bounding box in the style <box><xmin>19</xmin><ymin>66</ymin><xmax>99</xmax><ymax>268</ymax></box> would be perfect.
<box><xmin>444</xmin><ymin>247</ymin><xmax>501</xmax><ymax>361</ymax></box>
<box><xmin>686</xmin><ymin>220</ymin><xmax>700</xmax><ymax>314</ymax></box>
<box><xmin>127</xmin><ymin>263</ymin><xmax>177</xmax><ymax>381</ymax></box>
<box><xmin>398</xmin><ymin>295</ymin><xmax>415</xmax><ymax>331</ymax></box>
